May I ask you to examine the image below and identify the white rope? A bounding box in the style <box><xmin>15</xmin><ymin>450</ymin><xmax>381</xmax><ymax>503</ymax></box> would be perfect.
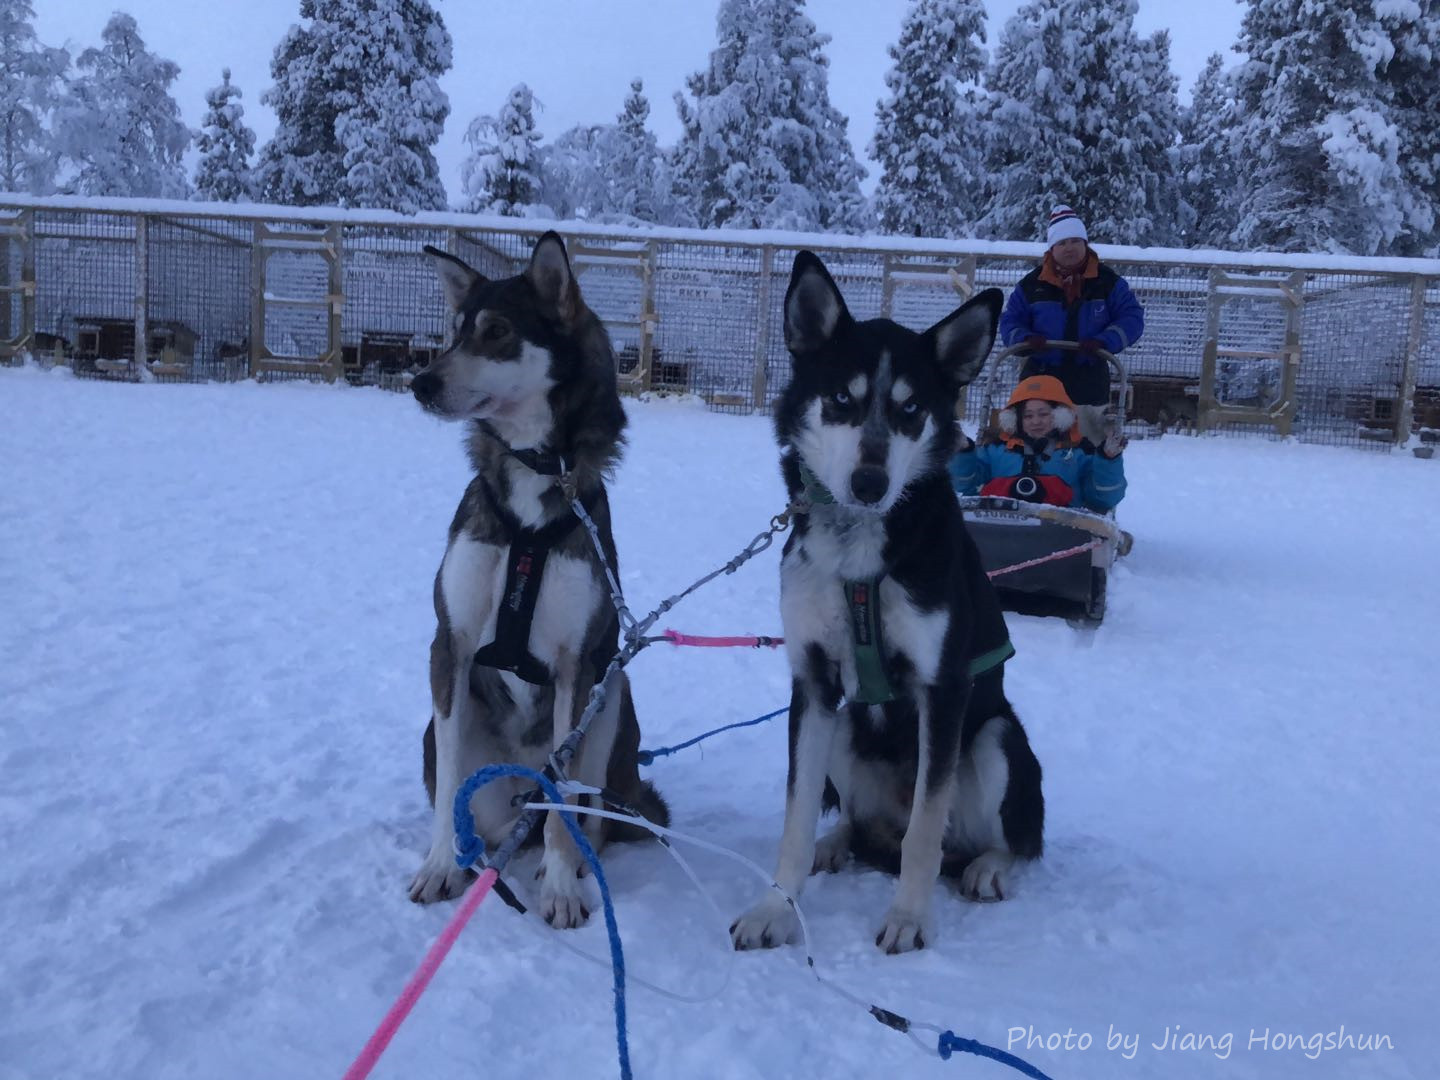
<box><xmin>508</xmin><ymin>802</ymin><xmax>735</xmax><ymax>1005</ymax></box>
<box><xmin>519</xmin><ymin>800</ymin><xmax>949</xmax><ymax>1059</ymax></box>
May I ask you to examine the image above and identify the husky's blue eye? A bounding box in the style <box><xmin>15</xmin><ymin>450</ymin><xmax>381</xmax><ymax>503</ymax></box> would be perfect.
<box><xmin>902</xmin><ymin>400</ymin><xmax>920</xmax><ymax>415</ymax></box>
<box><xmin>832</xmin><ymin>391</ymin><xmax>851</xmax><ymax>406</ymax></box>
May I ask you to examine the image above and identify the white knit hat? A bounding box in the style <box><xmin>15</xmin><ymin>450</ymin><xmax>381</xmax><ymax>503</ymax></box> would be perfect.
<box><xmin>1046</xmin><ymin>205</ymin><xmax>1088</xmax><ymax>246</ymax></box>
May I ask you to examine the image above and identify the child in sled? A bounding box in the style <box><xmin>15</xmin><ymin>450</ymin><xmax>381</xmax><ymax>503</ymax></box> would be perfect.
<box><xmin>949</xmin><ymin>374</ymin><xmax>1127</xmax><ymax>513</ymax></box>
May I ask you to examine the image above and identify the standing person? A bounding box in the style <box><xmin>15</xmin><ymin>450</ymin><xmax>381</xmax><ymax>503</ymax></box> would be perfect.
<box><xmin>998</xmin><ymin>206</ymin><xmax>1145</xmax><ymax>445</ymax></box>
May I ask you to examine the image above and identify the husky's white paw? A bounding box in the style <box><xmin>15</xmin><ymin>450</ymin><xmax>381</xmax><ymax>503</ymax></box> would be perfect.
<box><xmin>812</xmin><ymin>826</ymin><xmax>852</xmax><ymax>874</ymax></box>
<box><xmin>730</xmin><ymin>894</ymin><xmax>799</xmax><ymax>950</ymax></box>
<box><xmin>958</xmin><ymin>850</ymin><xmax>1015</xmax><ymax>903</ymax></box>
<box><xmin>538</xmin><ymin>849</ymin><xmax>591</xmax><ymax>929</ymax></box>
<box><xmin>875</xmin><ymin>903</ymin><xmax>931</xmax><ymax>954</ymax></box>
<box><xmin>540</xmin><ymin>880</ymin><xmax>591</xmax><ymax>929</ymax></box>
<box><xmin>408</xmin><ymin>848</ymin><xmax>474</xmax><ymax>904</ymax></box>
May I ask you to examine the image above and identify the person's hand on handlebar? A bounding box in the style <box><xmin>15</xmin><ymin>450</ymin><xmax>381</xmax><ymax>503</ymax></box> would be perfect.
<box><xmin>1075</xmin><ymin>338</ymin><xmax>1105</xmax><ymax>365</ymax></box>
<box><xmin>1023</xmin><ymin>333</ymin><xmax>1048</xmax><ymax>353</ymax></box>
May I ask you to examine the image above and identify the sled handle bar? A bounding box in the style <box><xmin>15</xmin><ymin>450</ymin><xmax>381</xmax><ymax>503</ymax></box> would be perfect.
<box><xmin>977</xmin><ymin>340</ymin><xmax>1129</xmax><ymax>427</ymax></box>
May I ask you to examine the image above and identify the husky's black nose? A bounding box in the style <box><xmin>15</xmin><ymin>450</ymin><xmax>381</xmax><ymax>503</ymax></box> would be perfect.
<box><xmin>850</xmin><ymin>465</ymin><xmax>888</xmax><ymax>505</ymax></box>
<box><xmin>411</xmin><ymin>369</ymin><xmax>440</xmax><ymax>408</ymax></box>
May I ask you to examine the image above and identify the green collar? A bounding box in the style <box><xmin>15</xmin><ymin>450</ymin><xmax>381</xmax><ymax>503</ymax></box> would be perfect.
<box><xmin>797</xmin><ymin>462</ymin><xmax>835</xmax><ymax>506</ymax></box>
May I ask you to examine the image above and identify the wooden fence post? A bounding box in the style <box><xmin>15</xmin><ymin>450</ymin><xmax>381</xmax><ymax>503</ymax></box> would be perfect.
<box><xmin>133</xmin><ymin>214</ymin><xmax>148</xmax><ymax>377</ymax></box>
<box><xmin>1395</xmin><ymin>274</ymin><xmax>1426</xmax><ymax>445</ymax></box>
<box><xmin>751</xmin><ymin>245</ymin><xmax>774</xmax><ymax>411</ymax></box>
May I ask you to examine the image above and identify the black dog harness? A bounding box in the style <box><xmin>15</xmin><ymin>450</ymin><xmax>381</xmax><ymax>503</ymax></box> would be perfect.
<box><xmin>471</xmin><ymin>465</ymin><xmax>611</xmax><ymax>687</ymax></box>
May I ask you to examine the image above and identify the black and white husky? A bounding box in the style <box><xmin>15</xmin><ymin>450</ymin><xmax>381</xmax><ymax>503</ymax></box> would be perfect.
<box><xmin>408</xmin><ymin>232</ymin><xmax>667</xmax><ymax>925</ymax></box>
<box><xmin>731</xmin><ymin>252</ymin><xmax>1044</xmax><ymax>954</ymax></box>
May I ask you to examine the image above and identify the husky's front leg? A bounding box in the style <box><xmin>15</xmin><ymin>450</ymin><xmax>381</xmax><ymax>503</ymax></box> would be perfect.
<box><xmin>876</xmin><ymin>685</ymin><xmax>963</xmax><ymax>953</ymax></box>
<box><xmin>537</xmin><ymin>659</ymin><xmax>609</xmax><ymax>928</ymax></box>
<box><xmin>731</xmin><ymin>676</ymin><xmax>838</xmax><ymax>949</ymax></box>
<box><xmin>411</xmin><ymin>712</ymin><xmax>470</xmax><ymax>901</ymax></box>
<box><xmin>411</xmin><ymin>653</ymin><xmax>508</xmax><ymax>902</ymax></box>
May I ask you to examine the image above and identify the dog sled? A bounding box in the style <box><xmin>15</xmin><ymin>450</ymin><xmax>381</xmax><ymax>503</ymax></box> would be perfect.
<box><xmin>959</xmin><ymin>341</ymin><xmax>1131</xmax><ymax>626</ymax></box>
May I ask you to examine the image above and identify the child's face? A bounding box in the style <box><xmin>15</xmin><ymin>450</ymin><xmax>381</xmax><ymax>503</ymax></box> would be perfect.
<box><xmin>1021</xmin><ymin>400</ymin><xmax>1055</xmax><ymax>439</ymax></box>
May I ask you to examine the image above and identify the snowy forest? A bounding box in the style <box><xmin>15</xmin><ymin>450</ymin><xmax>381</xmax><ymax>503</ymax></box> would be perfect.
<box><xmin>3</xmin><ymin>0</ymin><xmax>1439</xmax><ymax>256</ymax></box>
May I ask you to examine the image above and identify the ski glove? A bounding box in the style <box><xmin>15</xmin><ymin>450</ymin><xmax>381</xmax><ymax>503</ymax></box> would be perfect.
<box><xmin>1075</xmin><ymin>338</ymin><xmax>1105</xmax><ymax>365</ymax></box>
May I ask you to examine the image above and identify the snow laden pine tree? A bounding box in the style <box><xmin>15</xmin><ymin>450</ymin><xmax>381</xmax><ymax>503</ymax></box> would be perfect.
<box><xmin>256</xmin><ymin>3</ymin><xmax>340</xmax><ymax>205</ymax></box>
<box><xmin>871</xmin><ymin>0</ymin><xmax>989</xmax><ymax>238</ymax></box>
<box><xmin>58</xmin><ymin>12</ymin><xmax>191</xmax><ymax>198</ymax></box>
<box><xmin>673</xmin><ymin>0</ymin><xmax>868</xmax><ymax>231</ymax></box>
<box><xmin>540</xmin><ymin>82</ymin><xmax>648</xmax><ymax>221</ymax></box>
<box><xmin>330</xmin><ymin>0</ymin><xmax>451</xmax><ymax>215</ymax></box>
<box><xmin>539</xmin><ymin>79</ymin><xmax>692</xmax><ymax>224</ymax></box>
<box><xmin>538</xmin><ymin>123</ymin><xmax>607</xmax><ymax>219</ymax></box>
<box><xmin>606</xmin><ymin>78</ymin><xmax>666</xmax><ymax>222</ymax></box>
<box><xmin>1229</xmin><ymin>0</ymin><xmax>1432</xmax><ymax>254</ymax></box>
<box><xmin>257</xmin><ymin>0</ymin><xmax>450</xmax><ymax>212</ymax></box>
<box><xmin>1376</xmin><ymin>0</ymin><xmax>1440</xmax><ymax>255</ymax></box>
<box><xmin>1135</xmin><ymin>29</ymin><xmax>1189</xmax><ymax>245</ymax></box>
<box><xmin>460</xmin><ymin>83</ymin><xmax>543</xmax><ymax>216</ymax></box>
<box><xmin>769</xmin><ymin>0</ymin><xmax>870</xmax><ymax>231</ymax></box>
<box><xmin>336</xmin><ymin>67</ymin><xmax>449</xmax><ymax>214</ymax></box>
<box><xmin>600</xmin><ymin>78</ymin><xmax>694</xmax><ymax>225</ymax></box>
<box><xmin>193</xmin><ymin>69</ymin><xmax>256</xmax><ymax>202</ymax></box>
<box><xmin>671</xmin><ymin>1</ymin><xmax>760</xmax><ymax>228</ymax></box>
<box><xmin>1180</xmin><ymin>53</ymin><xmax>1242</xmax><ymax>247</ymax></box>
<box><xmin>979</xmin><ymin>0</ymin><xmax>1182</xmax><ymax>245</ymax></box>
<box><xmin>0</xmin><ymin>0</ymin><xmax>69</xmax><ymax>195</ymax></box>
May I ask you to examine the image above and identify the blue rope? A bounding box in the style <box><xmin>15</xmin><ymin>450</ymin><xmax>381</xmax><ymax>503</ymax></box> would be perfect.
<box><xmin>636</xmin><ymin>707</ymin><xmax>787</xmax><ymax>765</ymax></box>
<box><xmin>450</xmin><ymin>759</ymin><xmax>1055</xmax><ymax>1080</ymax></box>
<box><xmin>452</xmin><ymin>764</ymin><xmax>631</xmax><ymax>1080</ymax></box>
<box><xmin>938</xmin><ymin>1031</ymin><xmax>1056</xmax><ymax>1078</ymax></box>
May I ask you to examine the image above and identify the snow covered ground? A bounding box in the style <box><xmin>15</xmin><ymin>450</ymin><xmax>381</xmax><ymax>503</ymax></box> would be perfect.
<box><xmin>2</xmin><ymin>364</ymin><xmax>1436</xmax><ymax>1080</ymax></box>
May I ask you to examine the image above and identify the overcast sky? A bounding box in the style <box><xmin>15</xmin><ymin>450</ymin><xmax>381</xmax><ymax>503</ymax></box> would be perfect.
<box><xmin>37</xmin><ymin>0</ymin><xmax>1245</xmax><ymax>196</ymax></box>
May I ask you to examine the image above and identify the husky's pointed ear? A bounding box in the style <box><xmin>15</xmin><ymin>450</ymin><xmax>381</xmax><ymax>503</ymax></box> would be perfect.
<box><xmin>423</xmin><ymin>244</ymin><xmax>485</xmax><ymax>312</ymax></box>
<box><xmin>926</xmin><ymin>287</ymin><xmax>1002</xmax><ymax>388</ymax></box>
<box><xmin>525</xmin><ymin>231</ymin><xmax>581</xmax><ymax>321</ymax></box>
<box><xmin>784</xmin><ymin>251</ymin><xmax>850</xmax><ymax>355</ymax></box>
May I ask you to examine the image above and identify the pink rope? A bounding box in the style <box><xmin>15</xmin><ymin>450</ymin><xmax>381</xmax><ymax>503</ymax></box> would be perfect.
<box><xmin>342</xmin><ymin>867</ymin><xmax>500</xmax><ymax>1080</ymax></box>
<box><xmin>662</xmin><ymin>628</ymin><xmax>784</xmax><ymax>648</ymax></box>
<box><xmin>986</xmin><ymin>539</ymin><xmax>1102</xmax><ymax>580</ymax></box>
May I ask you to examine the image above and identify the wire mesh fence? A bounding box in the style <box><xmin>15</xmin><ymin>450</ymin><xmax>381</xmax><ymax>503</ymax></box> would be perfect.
<box><xmin>3</xmin><ymin>195</ymin><xmax>1437</xmax><ymax>453</ymax></box>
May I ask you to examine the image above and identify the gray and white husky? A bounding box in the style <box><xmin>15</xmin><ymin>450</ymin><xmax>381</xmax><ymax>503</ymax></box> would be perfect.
<box><xmin>408</xmin><ymin>232</ymin><xmax>667</xmax><ymax>926</ymax></box>
<box><xmin>731</xmin><ymin>252</ymin><xmax>1044</xmax><ymax>954</ymax></box>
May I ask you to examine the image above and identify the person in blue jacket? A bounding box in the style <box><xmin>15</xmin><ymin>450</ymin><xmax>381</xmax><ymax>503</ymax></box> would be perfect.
<box><xmin>999</xmin><ymin>205</ymin><xmax>1144</xmax><ymax>445</ymax></box>
<box><xmin>950</xmin><ymin>374</ymin><xmax>1127</xmax><ymax>513</ymax></box>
